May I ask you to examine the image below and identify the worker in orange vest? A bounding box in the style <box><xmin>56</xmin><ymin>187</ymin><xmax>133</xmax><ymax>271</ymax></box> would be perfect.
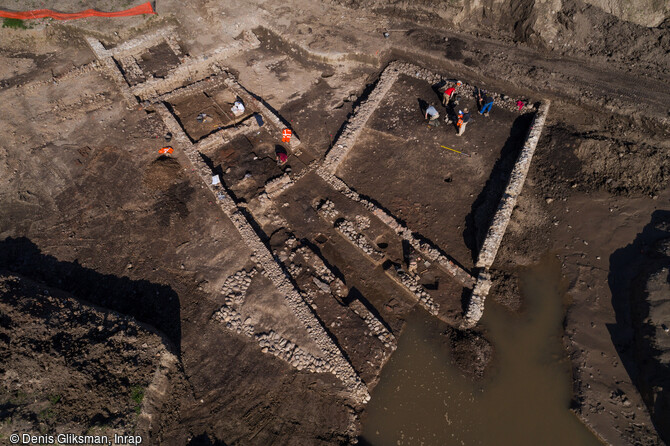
<box><xmin>456</xmin><ymin>108</ymin><xmax>470</xmax><ymax>136</ymax></box>
<box><xmin>282</xmin><ymin>128</ymin><xmax>292</xmax><ymax>143</ymax></box>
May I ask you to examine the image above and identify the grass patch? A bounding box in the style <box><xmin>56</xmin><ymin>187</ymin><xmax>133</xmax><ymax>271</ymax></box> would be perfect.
<box><xmin>38</xmin><ymin>408</ymin><xmax>55</xmax><ymax>421</ymax></box>
<box><xmin>2</xmin><ymin>18</ymin><xmax>29</xmax><ymax>29</ymax></box>
<box><xmin>130</xmin><ymin>386</ymin><xmax>144</xmax><ymax>414</ymax></box>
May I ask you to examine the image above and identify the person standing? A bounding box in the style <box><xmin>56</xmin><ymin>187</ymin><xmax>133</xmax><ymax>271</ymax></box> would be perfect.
<box><xmin>457</xmin><ymin>108</ymin><xmax>470</xmax><ymax>136</ymax></box>
<box><xmin>479</xmin><ymin>93</ymin><xmax>494</xmax><ymax>116</ymax></box>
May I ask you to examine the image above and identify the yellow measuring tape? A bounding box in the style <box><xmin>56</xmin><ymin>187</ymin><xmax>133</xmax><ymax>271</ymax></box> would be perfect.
<box><xmin>440</xmin><ymin>145</ymin><xmax>471</xmax><ymax>157</ymax></box>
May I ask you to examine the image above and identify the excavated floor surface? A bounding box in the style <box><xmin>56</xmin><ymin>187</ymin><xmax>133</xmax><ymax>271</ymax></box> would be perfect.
<box><xmin>1</xmin><ymin>1</ymin><xmax>668</xmax><ymax>445</ymax></box>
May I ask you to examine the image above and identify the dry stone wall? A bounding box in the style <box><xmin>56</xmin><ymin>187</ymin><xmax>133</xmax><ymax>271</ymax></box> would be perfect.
<box><xmin>224</xmin><ymin>76</ymin><xmax>302</xmax><ymax>151</ymax></box>
<box><xmin>317</xmin><ymin>168</ymin><xmax>475</xmax><ymax>287</ymax></box>
<box><xmin>463</xmin><ymin>101</ymin><xmax>551</xmax><ymax>328</ymax></box>
<box><xmin>349</xmin><ymin>300</ymin><xmax>396</xmax><ymax>349</ymax></box>
<box><xmin>279</xmin><ymin>238</ymin><xmax>396</xmax><ymax>350</ymax></box>
<box><xmin>130</xmin><ymin>31</ymin><xmax>260</xmax><ymax>100</ymax></box>
<box><xmin>108</xmin><ymin>27</ymin><xmax>177</xmax><ymax>59</ymax></box>
<box><xmin>85</xmin><ymin>37</ymin><xmax>138</xmax><ymax>106</ymax></box>
<box><xmin>212</xmin><ymin>268</ymin><xmax>329</xmax><ymax>372</ymax></box>
<box><xmin>322</xmin><ymin>62</ymin><xmax>401</xmax><ymax>172</ymax></box>
<box><xmin>316</xmin><ymin>199</ymin><xmax>440</xmax><ymax>316</ymax></box>
<box><xmin>153</xmin><ymin>103</ymin><xmax>369</xmax><ymax>403</ymax></box>
<box><xmin>475</xmin><ymin>101</ymin><xmax>551</xmax><ymax>269</ymax></box>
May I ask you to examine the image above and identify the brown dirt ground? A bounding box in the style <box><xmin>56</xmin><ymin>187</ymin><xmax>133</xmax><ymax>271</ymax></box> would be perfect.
<box><xmin>1</xmin><ymin>0</ymin><xmax>669</xmax><ymax>444</ymax></box>
<box><xmin>338</xmin><ymin>73</ymin><xmax>531</xmax><ymax>269</ymax></box>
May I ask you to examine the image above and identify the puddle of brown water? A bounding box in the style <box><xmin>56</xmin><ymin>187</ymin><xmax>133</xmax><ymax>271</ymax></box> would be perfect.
<box><xmin>360</xmin><ymin>255</ymin><xmax>603</xmax><ymax>446</ymax></box>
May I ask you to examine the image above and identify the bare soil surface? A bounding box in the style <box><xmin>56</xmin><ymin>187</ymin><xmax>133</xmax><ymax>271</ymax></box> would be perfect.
<box><xmin>338</xmin><ymin>73</ymin><xmax>532</xmax><ymax>269</ymax></box>
<box><xmin>0</xmin><ymin>271</ymin><xmax>173</xmax><ymax>439</ymax></box>
<box><xmin>0</xmin><ymin>0</ymin><xmax>668</xmax><ymax>444</ymax></box>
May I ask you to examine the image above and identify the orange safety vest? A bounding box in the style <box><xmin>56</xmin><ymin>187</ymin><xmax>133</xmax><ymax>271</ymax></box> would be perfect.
<box><xmin>282</xmin><ymin>128</ymin><xmax>292</xmax><ymax>143</ymax></box>
<box><xmin>158</xmin><ymin>147</ymin><xmax>174</xmax><ymax>154</ymax></box>
<box><xmin>457</xmin><ymin>117</ymin><xmax>463</xmax><ymax>128</ymax></box>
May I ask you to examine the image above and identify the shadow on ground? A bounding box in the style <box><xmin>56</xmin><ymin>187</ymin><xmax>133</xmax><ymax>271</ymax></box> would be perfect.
<box><xmin>463</xmin><ymin>112</ymin><xmax>535</xmax><ymax>263</ymax></box>
<box><xmin>607</xmin><ymin>209</ymin><xmax>670</xmax><ymax>443</ymax></box>
<box><xmin>0</xmin><ymin>237</ymin><xmax>181</xmax><ymax>351</ymax></box>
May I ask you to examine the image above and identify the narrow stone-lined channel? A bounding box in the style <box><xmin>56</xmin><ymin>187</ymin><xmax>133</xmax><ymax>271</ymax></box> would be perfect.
<box><xmin>360</xmin><ymin>255</ymin><xmax>603</xmax><ymax>445</ymax></box>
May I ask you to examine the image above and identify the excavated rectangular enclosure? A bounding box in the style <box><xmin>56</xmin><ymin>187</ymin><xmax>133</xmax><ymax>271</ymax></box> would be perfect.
<box><xmin>114</xmin><ymin>41</ymin><xmax>181</xmax><ymax>87</ymax></box>
<box><xmin>207</xmin><ymin>132</ymin><xmax>288</xmax><ymax>203</ymax></box>
<box><xmin>169</xmin><ymin>87</ymin><xmax>254</xmax><ymax>141</ymax></box>
<box><xmin>273</xmin><ymin>170</ymin><xmax>468</xmax><ymax>324</ymax></box>
<box><xmin>136</xmin><ymin>42</ymin><xmax>181</xmax><ymax>78</ymax></box>
<box><xmin>336</xmin><ymin>73</ymin><xmax>532</xmax><ymax>269</ymax></box>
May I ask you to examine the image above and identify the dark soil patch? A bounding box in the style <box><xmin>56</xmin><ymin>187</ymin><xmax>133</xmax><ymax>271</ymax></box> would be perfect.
<box><xmin>339</xmin><ymin>74</ymin><xmax>528</xmax><ymax>268</ymax></box>
<box><xmin>169</xmin><ymin>87</ymin><xmax>252</xmax><ymax>142</ymax></box>
<box><xmin>144</xmin><ymin>156</ymin><xmax>184</xmax><ymax>190</ymax></box>
<box><xmin>0</xmin><ymin>272</ymin><xmax>165</xmax><ymax>436</ymax></box>
<box><xmin>153</xmin><ymin>181</ymin><xmax>194</xmax><ymax>227</ymax></box>
<box><xmin>442</xmin><ymin>326</ymin><xmax>493</xmax><ymax>379</ymax></box>
<box><xmin>137</xmin><ymin>42</ymin><xmax>180</xmax><ymax>79</ymax></box>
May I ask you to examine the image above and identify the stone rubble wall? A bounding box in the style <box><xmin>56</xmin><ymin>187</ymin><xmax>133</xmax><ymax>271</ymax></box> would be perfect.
<box><xmin>349</xmin><ymin>300</ymin><xmax>396</xmax><ymax>349</ymax></box>
<box><xmin>280</xmin><ymin>239</ymin><xmax>396</xmax><ymax>350</ymax></box>
<box><xmin>265</xmin><ymin>174</ymin><xmax>294</xmax><ymax>199</ymax></box>
<box><xmin>334</xmin><ymin>219</ymin><xmax>385</xmax><ymax>263</ymax></box>
<box><xmin>461</xmin><ymin>269</ymin><xmax>493</xmax><ymax>328</ymax></box>
<box><xmin>223</xmin><ymin>76</ymin><xmax>302</xmax><ymax>151</ymax></box>
<box><xmin>154</xmin><ymin>103</ymin><xmax>369</xmax><ymax>403</ymax></box>
<box><xmin>212</xmin><ymin>269</ymin><xmax>330</xmax><ymax>372</ymax></box>
<box><xmin>150</xmin><ymin>75</ymin><xmax>228</xmax><ymax>105</ymax></box>
<box><xmin>85</xmin><ymin>37</ymin><xmax>138</xmax><ymax>106</ymax></box>
<box><xmin>475</xmin><ymin>101</ymin><xmax>551</xmax><ymax>270</ymax></box>
<box><xmin>390</xmin><ymin>267</ymin><xmax>439</xmax><ymax>316</ymax></box>
<box><xmin>316</xmin><ymin>200</ymin><xmax>384</xmax><ymax>263</ymax></box>
<box><xmin>462</xmin><ymin>101</ymin><xmax>551</xmax><ymax>328</ymax></box>
<box><xmin>254</xmin><ymin>331</ymin><xmax>329</xmax><ymax>372</ymax></box>
<box><xmin>316</xmin><ymin>199</ymin><xmax>439</xmax><ymax>316</ymax></box>
<box><xmin>130</xmin><ymin>31</ymin><xmax>260</xmax><ymax>101</ymax></box>
<box><xmin>118</xmin><ymin>55</ymin><xmax>145</xmax><ymax>85</ymax></box>
<box><xmin>195</xmin><ymin>118</ymin><xmax>259</xmax><ymax>154</ymax></box>
<box><xmin>20</xmin><ymin>61</ymin><xmax>102</xmax><ymax>92</ymax></box>
<box><xmin>317</xmin><ymin>168</ymin><xmax>475</xmax><ymax>288</ymax></box>
<box><xmin>322</xmin><ymin>62</ymin><xmax>401</xmax><ymax>173</ymax></box>
<box><xmin>107</xmin><ymin>27</ymin><xmax>177</xmax><ymax>59</ymax></box>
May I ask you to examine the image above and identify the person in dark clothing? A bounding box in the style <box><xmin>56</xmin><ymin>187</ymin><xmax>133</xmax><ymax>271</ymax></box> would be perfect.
<box><xmin>457</xmin><ymin>108</ymin><xmax>471</xmax><ymax>136</ymax></box>
<box><xmin>479</xmin><ymin>93</ymin><xmax>494</xmax><ymax>116</ymax></box>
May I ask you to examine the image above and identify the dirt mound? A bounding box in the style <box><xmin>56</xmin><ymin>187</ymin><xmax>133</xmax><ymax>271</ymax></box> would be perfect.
<box><xmin>576</xmin><ymin>138</ymin><xmax>670</xmax><ymax>195</ymax></box>
<box><xmin>0</xmin><ymin>272</ymin><xmax>166</xmax><ymax>438</ymax></box>
<box><xmin>331</xmin><ymin>0</ymin><xmax>669</xmax><ymax>76</ymax></box>
<box><xmin>144</xmin><ymin>156</ymin><xmax>184</xmax><ymax>190</ymax></box>
<box><xmin>443</xmin><ymin>327</ymin><xmax>493</xmax><ymax>379</ymax></box>
<box><xmin>489</xmin><ymin>269</ymin><xmax>522</xmax><ymax>312</ymax></box>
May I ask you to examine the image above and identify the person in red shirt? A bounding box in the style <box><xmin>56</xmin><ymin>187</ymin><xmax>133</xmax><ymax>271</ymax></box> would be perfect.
<box><xmin>442</xmin><ymin>84</ymin><xmax>456</xmax><ymax>106</ymax></box>
<box><xmin>275</xmin><ymin>145</ymin><xmax>289</xmax><ymax>165</ymax></box>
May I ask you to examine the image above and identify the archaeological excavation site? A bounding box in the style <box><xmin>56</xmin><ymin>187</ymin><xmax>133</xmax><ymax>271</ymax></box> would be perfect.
<box><xmin>1</xmin><ymin>1</ymin><xmax>668</xmax><ymax>445</ymax></box>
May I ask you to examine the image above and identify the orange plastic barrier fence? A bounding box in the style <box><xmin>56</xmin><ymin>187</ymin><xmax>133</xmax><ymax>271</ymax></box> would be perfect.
<box><xmin>0</xmin><ymin>2</ymin><xmax>155</xmax><ymax>20</ymax></box>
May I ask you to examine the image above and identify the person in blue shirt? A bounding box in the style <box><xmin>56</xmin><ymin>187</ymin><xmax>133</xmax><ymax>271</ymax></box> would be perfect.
<box><xmin>424</xmin><ymin>105</ymin><xmax>440</xmax><ymax>126</ymax></box>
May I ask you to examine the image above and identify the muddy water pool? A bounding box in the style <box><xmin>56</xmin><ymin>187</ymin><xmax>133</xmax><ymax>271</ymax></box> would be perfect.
<box><xmin>360</xmin><ymin>256</ymin><xmax>603</xmax><ymax>445</ymax></box>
